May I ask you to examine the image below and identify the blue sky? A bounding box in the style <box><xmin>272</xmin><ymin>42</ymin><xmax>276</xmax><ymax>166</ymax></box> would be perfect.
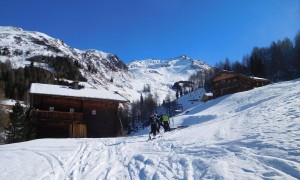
<box><xmin>1</xmin><ymin>0</ymin><xmax>299</xmax><ymax>65</ymax></box>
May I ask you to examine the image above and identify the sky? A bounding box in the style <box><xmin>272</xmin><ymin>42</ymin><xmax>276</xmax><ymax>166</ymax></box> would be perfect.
<box><xmin>1</xmin><ymin>0</ymin><xmax>300</xmax><ymax>65</ymax></box>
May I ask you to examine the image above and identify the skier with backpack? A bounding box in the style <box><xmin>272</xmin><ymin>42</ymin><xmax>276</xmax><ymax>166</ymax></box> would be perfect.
<box><xmin>162</xmin><ymin>113</ymin><xmax>170</xmax><ymax>132</ymax></box>
<box><xmin>149</xmin><ymin>114</ymin><xmax>158</xmax><ymax>139</ymax></box>
<box><xmin>156</xmin><ymin>114</ymin><xmax>163</xmax><ymax>133</ymax></box>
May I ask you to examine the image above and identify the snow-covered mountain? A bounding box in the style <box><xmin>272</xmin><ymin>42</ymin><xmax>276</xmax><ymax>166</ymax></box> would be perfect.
<box><xmin>1</xmin><ymin>79</ymin><xmax>299</xmax><ymax>179</ymax></box>
<box><xmin>127</xmin><ymin>56</ymin><xmax>211</xmax><ymax>102</ymax></box>
<box><xmin>0</xmin><ymin>26</ymin><xmax>129</xmax><ymax>88</ymax></box>
<box><xmin>0</xmin><ymin>26</ymin><xmax>212</xmax><ymax>102</ymax></box>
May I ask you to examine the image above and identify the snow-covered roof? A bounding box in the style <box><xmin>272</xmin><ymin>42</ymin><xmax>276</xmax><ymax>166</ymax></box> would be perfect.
<box><xmin>251</xmin><ymin>76</ymin><xmax>269</xmax><ymax>81</ymax></box>
<box><xmin>211</xmin><ymin>71</ymin><xmax>270</xmax><ymax>82</ymax></box>
<box><xmin>205</xmin><ymin>93</ymin><xmax>213</xmax><ymax>96</ymax></box>
<box><xmin>29</xmin><ymin>83</ymin><xmax>128</xmax><ymax>102</ymax></box>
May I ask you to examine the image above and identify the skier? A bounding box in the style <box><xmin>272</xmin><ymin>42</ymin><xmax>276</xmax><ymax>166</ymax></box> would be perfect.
<box><xmin>149</xmin><ymin>114</ymin><xmax>158</xmax><ymax>139</ymax></box>
<box><xmin>162</xmin><ymin>114</ymin><xmax>170</xmax><ymax>132</ymax></box>
<box><xmin>155</xmin><ymin>114</ymin><xmax>163</xmax><ymax>133</ymax></box>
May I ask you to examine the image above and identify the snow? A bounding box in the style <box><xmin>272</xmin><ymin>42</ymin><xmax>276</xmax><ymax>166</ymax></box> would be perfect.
<box><xmin>0</xmin><ymin>99</ymin><xmax>27</xmax><ymax>111</ymax></box>
<box><xmin>1</xmin><ymin>79</ymin><xmax>300</xmax><ymax>179</ymax></box>
<box><xmin>1</xmin><ymin>99</ymin><xmax>21</xmax><ymax>106</ymax></box>
<box><xmin>252</xmin><ymin>76</ymin><xmax>269</xmax><ymax>81</ymax></box>
<box><xmin>175</xmin><ymin>88</ymin><xmax>205</xmax><ymax>111</ymax></box>
<box><xmin>126</xmin><ymin>56</ymin><xmax>211</xmax><ymax>103</ymax></box>
<box><xmin>205</xmin><ymin>92</ymin><xmax>213</xmax><ymax>96</ymax></box>
<box><xmin>30</xmin><ymin>83</ymin><xmax>128</xmax><ymax>102</ymax></box>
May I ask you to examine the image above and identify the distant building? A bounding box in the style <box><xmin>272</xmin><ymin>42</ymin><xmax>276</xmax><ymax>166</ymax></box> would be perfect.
<box><xmin>202</xmin><ymin>93</ymin><xmax>213</xmax><ymax>102</ymax></box>
<box><xmin>210</xmin><ymin>71</ymin><xmax>270</xmax><ymax>98</ymax></box>
<box><xmin>251</xmin><ymin>77</ymin><xmax>271</xmax><ymax>87</ymax></box>
<box><xmin>29</xmin><ymin>83</ymin><xmax>128</xmax><ymax>138</ymax></box>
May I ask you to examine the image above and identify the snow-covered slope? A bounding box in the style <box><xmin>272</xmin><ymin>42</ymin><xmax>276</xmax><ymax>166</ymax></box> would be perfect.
<box><xmin>127</xmin><ymin>56</ymin><xmax>211</xmax><ymax>102</ymax></box>
<box><xmin>0</xmin><ymin>26</ymin><xmax>211</xmax><ymax>102</ymax></box>
<box><xmin>0</xmin><ymin>26</ymin><xmax>81</xmax><ymax>64</ymax></box>
<box><xmin>1</xmin><ymin>79</ymin><xmax>299</xmax><ymax>179</ymax></box>
<box><xmin>175</xmin><ymin>88</ymin><xmax>206</xmax><ymax>111</ymax></box>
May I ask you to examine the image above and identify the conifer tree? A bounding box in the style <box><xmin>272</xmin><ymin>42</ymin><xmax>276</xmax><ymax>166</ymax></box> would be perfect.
<box><xmin>0</xmin><ymin>108</ymin><xmax>4</xmax><ymax>144</ymax></box>
<box><xmin>249</xmin><ymin>47</ymin><xmax>266</xmax><ymax>78</ymax></box>
<box><xmin>140</xmin><ymin>93</ymin><xmax>144</xmax><ymax>110</ymax></box>
<box><xmin>224</xmin><ymin>58</ymin><xmax>231</xmax><ymax>71</ymax></box>
<box><xmin>0</xmin><ymin>89</ymin><xmax>5</xmax><ymax>144</ymax></box>
<box><xmin>5</xmin><ymin>102</ymin><xmax>28</xmax><ymax>144</ymax></box>
<box><xmin>294</xmin><ymin>31</ymin><xmax>300</xmax><ymax>77</ymax></box>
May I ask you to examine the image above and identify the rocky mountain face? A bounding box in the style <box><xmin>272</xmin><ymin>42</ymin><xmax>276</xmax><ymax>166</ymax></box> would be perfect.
<box><xmin>0</xmin><ymin>26</ymin><xmax>212</xmax><ymax>102</ymax></box>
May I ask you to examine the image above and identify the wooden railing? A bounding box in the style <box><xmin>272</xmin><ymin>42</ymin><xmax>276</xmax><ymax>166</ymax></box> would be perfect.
<box><xmin>30</xmin><ymin>110</ymin><xmax>84</xmax><ymax>122</ymax></box>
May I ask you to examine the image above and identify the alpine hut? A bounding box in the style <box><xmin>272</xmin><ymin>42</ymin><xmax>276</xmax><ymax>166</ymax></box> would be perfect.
<box><xmin>210</xmin><ymin>71</ymin><xmax>270</xmax><ymax>98</ymax></box>
<box><xmin>29</xmin><ymin>83</ymin><xmax>128</xmax><ymax>138</ymax></box>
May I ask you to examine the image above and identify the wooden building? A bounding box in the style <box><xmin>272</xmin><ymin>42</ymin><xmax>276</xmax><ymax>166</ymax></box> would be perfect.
<box><xmin>210</xmin><ymin>71</ymin><xmax>270</xmax><ymax>98</ymax></box>
<box><xmin>29</xmin><ymin>83</ymin><xmax>128</xmax><ymax>138</ymax></box>
<box><xmin>202</xmin><ymin>93</ymin><xmax>213</xmax><ymax>102</ymax></box>
<box><xmin>252</xmin><ymin>77</ymin><xmax>271</xmax><ymax>87</ymax></box>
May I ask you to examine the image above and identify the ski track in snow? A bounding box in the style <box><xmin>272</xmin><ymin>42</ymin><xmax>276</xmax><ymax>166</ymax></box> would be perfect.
<box><xmin>1</xmin><ymin>80</ymin><xmax>300</xmax><ymax>179</ymax></box>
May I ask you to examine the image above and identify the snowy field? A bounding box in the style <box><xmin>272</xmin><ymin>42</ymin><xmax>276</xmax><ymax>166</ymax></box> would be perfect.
<box><xmin>0</xmin><ymin>79</ymin><xmax>300</xmax><ymax>179</ymax></box>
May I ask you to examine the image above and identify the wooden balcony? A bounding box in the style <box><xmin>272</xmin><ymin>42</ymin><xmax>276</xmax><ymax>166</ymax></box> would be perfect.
<box><xmin>30</xmin><ymin>110</ymin><xmax>84</xmax><ymax>123</ymax></box>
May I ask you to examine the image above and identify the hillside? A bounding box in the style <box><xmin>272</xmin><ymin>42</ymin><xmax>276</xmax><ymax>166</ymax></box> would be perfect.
<box><xmin>0</xmin><ymin>79</ymin><xmax>299</xmax><ymax>179</ymax></box>
<box><xmin>175</xmin><ymin>88</ymin><xmax>206</xmax><ymax>111</ymax></box>
<box><xmin>0</xmin><ymin>26</ymin><xmax>211</xmax><ymax>102</ymax></box>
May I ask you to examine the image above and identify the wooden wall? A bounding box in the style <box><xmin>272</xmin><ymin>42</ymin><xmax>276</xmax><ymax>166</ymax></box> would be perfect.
<box><xmin>212</xmin><ymin>73</ymin><xmax>236</xmax><ymax>82</ymax></box>
<box><xmin>83</xmin><ymin>99</ymin><xmax>118</xmax><ymax>137</ymax></box>
<box><xmin>211</xmin><ymin>73</ymin><xmax>253</xmax><ymax>97</ymax></box>
<box><xmin>32</xmin><ymin>95</ymin><xmax>82</xmax><ymax>112</ymax></box>
<box><xmin>69</xmin><ymin>123</ymin><xmax>87</xmax><ymax>138</ymax></box>
<box><xmin>36</xmin><ymin>123</ymin><xmax>69</xmax><ymax>138</ymax></box>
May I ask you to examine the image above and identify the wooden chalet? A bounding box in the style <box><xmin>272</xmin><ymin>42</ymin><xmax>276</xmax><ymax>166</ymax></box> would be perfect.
<box><xmin>252</xmin><ymin>77</ymin><xmax>271</xmax><ymax>87</ymax></box>
<box><xmin>210</xmin><ymin>71</ymin><xmax>270</xmax><ymax>98</ymax></box>
<box><xmin>29</xmin><ymin>83</ymin><xmax>128</xmax><ymax>138</ymax></box>
<box><xmin>202</xmin><ymin>93</ymin><xmax>213</xmax><ymax>102</ymax></box>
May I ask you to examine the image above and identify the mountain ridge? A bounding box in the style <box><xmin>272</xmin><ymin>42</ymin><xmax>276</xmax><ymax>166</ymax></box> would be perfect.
<box><xmin>0</xmin><ymin>26</ymin><xmax>212</xmax><ymax>102</ymax></box>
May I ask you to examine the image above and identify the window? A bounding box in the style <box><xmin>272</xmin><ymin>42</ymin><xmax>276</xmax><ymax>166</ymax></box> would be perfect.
<box><xmin>49</xmin><ymin>107</ymin><xmax>54</xmax><ymax>111</ymax></box>
<box><xmin>70</xmin><ymin>108</ymin><xmax>74</xmax><ymax>113</ymax></box>
<box><xmin>92</xmin><ymin>110</ymin><xmax>96</xmax><ymax>115</ymax></box>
